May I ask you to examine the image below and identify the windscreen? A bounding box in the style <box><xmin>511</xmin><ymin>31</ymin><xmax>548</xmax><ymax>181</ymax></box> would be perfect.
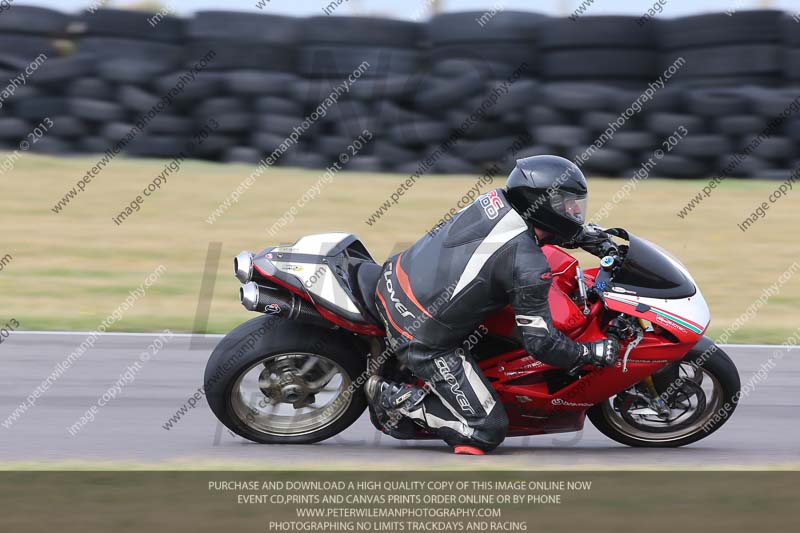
<box><xmin>611</xmin><ymin>234</ymin><xmax>696</xmax><ymax>299</ymax></box>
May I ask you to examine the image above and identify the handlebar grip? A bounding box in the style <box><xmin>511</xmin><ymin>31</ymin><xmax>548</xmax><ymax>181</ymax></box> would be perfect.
<box><xmin>600</xmin><ymin>240</ymin><xmax>619</xmax><ymax>256</ymax></box>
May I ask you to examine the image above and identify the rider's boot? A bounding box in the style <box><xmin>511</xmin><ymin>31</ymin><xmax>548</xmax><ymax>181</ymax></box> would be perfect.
<box><xmin>366</xmin><ymin>376</ymin><xmax>490</xmax><ymax>454</ymax></box>
<box><xmin>366</xmin><ymin>375</ymin><xmax>426</xmax><ymax>414</ymax></box>
<box><xmin>365</xmin><ymin>375</ymin><xmax>429</xmax><ymax>438</ymax></box>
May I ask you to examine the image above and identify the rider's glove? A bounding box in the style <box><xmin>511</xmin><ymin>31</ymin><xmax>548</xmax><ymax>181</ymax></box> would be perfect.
<box><xmin>565</xmin><ymin>224</ymin><xmax>617</xmax><ymax>258</ymax></box>
<box><xmin>578</xmin><ymin>338</ymin><xmax>620</xmax><ymax>368</ymax></box>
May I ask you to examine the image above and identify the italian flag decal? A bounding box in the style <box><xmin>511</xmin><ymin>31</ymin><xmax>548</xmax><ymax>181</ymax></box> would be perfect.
<box><xmin>604</xmin><ymin>293</ymin><xmax>704</xmax><ymax>335</ymax></box>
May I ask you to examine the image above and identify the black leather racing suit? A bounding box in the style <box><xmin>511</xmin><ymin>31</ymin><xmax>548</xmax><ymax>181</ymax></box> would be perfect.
<box><xmin>374</xmin><ymin>188</ymin><xmax>587</xmax><ymax>451</ymax></box>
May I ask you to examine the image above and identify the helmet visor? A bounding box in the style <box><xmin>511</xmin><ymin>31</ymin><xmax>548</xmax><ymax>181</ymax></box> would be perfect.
<box><xmin>551</xmin><ymin>191</ymin><xmax>587</xmax><ymax>225</ymax></box>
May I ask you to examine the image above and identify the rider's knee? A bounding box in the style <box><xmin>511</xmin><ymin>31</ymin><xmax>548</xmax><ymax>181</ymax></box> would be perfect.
<box><xmin>481</xmin><ymin>406</ymin><xmax>509</xmax><ymax>450</ymax></box>
<box><xmin>398</xmin><ymin>346</ymin><xmax>439</xmax><ymax>381</ymax></box>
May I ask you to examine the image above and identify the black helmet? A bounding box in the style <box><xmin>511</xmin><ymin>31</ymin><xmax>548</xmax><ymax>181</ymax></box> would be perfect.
<box><xmin>505</xmin><ymin>155</ymin><xmax>588</xmax><ymax>244</ymax></box>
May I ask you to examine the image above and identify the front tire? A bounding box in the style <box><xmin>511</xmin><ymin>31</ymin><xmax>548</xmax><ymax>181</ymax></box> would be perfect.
<box><xmin>588</xmin><ymin>338</ymin><xmax>740</xmax><ymax>447</ymax></box>
<box><xmin>205</xmin><ymin>315</ymin><xmax>369</xmax><ymax>444</ymax></box>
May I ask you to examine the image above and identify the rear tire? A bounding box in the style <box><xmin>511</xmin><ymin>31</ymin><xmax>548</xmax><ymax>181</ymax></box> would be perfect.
<box><xmin>205</xmin><ymin>316</ymin><xmax>369</xmax><ymax>444</ymax></box>
<box><xmin>588</xmin><ymin>339</ymin><xmax>740</xmax><ymax>447</ymax></box>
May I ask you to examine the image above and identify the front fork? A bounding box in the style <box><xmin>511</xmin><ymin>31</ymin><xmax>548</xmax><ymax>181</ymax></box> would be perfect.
<box><xmin>614</xmin><ymin>317</ymin><xmax>671</xmax><ymax>418</ymax></box>
<box><xmin>642</xmin><ymin>375</ymin><xmax>671</xmax><ymax>417</ymax></box>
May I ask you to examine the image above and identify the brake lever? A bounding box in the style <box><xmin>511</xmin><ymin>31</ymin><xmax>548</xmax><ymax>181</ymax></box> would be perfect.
<box><xmin>620</xmin><ymin>327</ymin><xmax>644</xmax><ymax>374</ymax></box>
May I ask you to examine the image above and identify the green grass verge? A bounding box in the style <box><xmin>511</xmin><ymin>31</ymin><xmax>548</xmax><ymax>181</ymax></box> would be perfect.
<box><xmin>1</xmin><ymin>153</ymin><xmax>797</xmax><ymax>343</ymax></box>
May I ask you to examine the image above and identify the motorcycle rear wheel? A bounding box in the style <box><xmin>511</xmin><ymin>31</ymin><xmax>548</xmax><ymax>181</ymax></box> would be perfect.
<box><xmin>587</xmin><ymin>339</ymin><xmax>740</xmax><ymax>447</ymax></box>
<box><xmin>205</xmin><ymin>316</ymin><xmax>369</xmax><ymax>444</ymax></box>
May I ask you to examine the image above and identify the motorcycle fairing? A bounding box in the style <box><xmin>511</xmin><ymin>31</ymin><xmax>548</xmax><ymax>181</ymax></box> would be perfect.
<box><xmin>603</xmin><ymin>291</ymin><xmax>710</xmax><ymax>342</ymax></box>
<box><xmin>473</xmin><ymin>236</ymin><xmax>710</xmax><ymax>435</ymax></box>
<box><xmin>478</xmin><ymin>338</ymin><xmax>687</xmax><ymax>435</ymax></box>
<box><xmin>252</xmin><ymin>233</ymin><xmax>380</xmax><ymax>331</ymax></box>
<box><xmin>269</xmin><ymin>232</ymin><xmax>372</xmax><ymax>259</ymax></box>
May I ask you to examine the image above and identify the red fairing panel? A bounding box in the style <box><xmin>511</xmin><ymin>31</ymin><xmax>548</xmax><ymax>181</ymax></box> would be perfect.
<box><xmin>476</xmin><ymin>245</ymin><xmax>698</xmax><ymax>435</ymax></box>
<box><xmin>483</xmin><ymin>246</ymin><xmax>593</xmax><ymax>339</ymax></box>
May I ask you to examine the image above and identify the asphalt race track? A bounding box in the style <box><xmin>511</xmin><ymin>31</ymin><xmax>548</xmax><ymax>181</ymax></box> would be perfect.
<box><xmin>1</xmin><ymin>332</ymin><xmax>797</xmax><ymax>468</ymax></box>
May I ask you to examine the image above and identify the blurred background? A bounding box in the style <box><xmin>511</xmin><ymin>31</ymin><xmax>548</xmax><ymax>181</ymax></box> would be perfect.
<box><xmin>11</xmin><ymin>0</ymin><xmax>800</xmax><ymax>18</ymax></box>
<box><xmin>1</xmin><ymin>1</ymin><xmax>799</xmax><ymax>173</ymax></box>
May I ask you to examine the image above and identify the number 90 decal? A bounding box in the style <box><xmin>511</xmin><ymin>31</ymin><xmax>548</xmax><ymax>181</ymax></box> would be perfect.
<box><xmin>479</xmin><ymin>190</ymin><xmax>504</xmax><ymax>220</ymax></box>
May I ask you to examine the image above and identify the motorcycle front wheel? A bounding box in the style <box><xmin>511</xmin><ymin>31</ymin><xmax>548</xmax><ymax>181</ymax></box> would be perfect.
<box><xmin>587</xmin><ymin>340</ymin><xmax>741</xmax><ymax>447</ymax></box>
<box><xmin>205</xmin><ymin>315</ymin><xmax>369</xmax><ymax>444</ymax></box>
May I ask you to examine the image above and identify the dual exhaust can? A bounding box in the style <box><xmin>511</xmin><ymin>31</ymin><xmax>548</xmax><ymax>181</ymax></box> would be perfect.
<box><xmin>234</xmin><ymin>251</ymin><xmax>254</xmax><ymax>283</ymax></box>
<box><xmin>239</xmin><ymin>281</ymin><xmax>332</xmax><ymax>328</ymax></box>
<box><xmin>235</xmin><ymin>251</ymin><xmax>332</xmax><ymax>328</ymax></box>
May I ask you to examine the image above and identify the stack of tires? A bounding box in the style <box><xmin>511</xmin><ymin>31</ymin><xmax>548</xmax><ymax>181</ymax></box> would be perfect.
<box><xmin>69</xmin><ymin>9</ymin><xmax>187</xmax><ymax>157</ymax></box>
<box><xmin>452</xmin><ymin>78</ymin><xmax>544</xmax><ymax>172</ymax></box>
<box><xmin>394</xmin><ymin>12</ymin><xmax>547</xmax><ymax>175</ymax></box>
<box><xmin>712</xmin><ymin>88</ymin><xmax>799</xmax><ymax>179</ymax></box>
<box><xmin>532</xmin><ymin>84</ymin><xmax>799</xmax><ymax>180</ymax></box>
<box><xmin>630</xmin><ymin>86</ymin><xmax>800</xmax><ymax>179</ymax></box>
<box><xmin>0</xmin><ymin>6</ymin><xmax>71</xmax><ymax>153</ymax></box>
<box><xmin>540</xmin><ymin>16</ymin><xmax>658</xmax><ymax>88</ymax></box>
<box><xmin>526</xmin><ymin>17</ymin><xmax>660</xmax><ymax>176</ymax></box>
<box><xmin>782</xmin><ymin>14</ymin><xmax>800</xmax><ymax>85</ymax></box>
<box><xmin>1</xmin><ymin>5</ymin><xmax>799</xmax><ymax>181</ymax></box>
<box><xmin>659</xmin><ymin>10</ymin><xmax>785</xmax><ymax>88</ymax></box>
<box><xmin>427</xmin><ymin>11</ymin><xmax>546</xmax><ymax>79</ymax></box>
<box><xmin>288</xmin><ymin>16</ymin><xmax>423</xmax><ymax>171</ymax></box>
<box><xmin>777</xmin><ymin>18</ymin><xmax>800</xmax><ymax>178</ymax></box>
<box><xmin>531</xmin><ymin>84</ymin><xmax>647</xmax><ymax>177</ymax></box>
<box><xmin>186</xmin><ymin>11</ymin><xmax>298</xmax><ymax>163</ymax></box>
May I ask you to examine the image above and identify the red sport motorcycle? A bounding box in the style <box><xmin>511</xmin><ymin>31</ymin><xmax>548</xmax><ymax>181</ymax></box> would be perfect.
<box><xmin>205</xmin><ymin>230</ymin><xmax>740</xmax><ymax>448</ymax></box>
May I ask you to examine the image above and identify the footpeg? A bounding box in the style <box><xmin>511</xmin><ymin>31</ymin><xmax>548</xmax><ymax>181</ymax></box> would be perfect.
<box><xmin>366</xmin><ymin>376</ymin><xmax>426</xmax><ymax>413</ymax></box>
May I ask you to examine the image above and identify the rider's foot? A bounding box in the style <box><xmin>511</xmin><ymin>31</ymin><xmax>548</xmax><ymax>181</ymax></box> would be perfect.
<box><xmin>365</xmin><ymin>375</ymin><xmax>426</xmax><ymax>413</ymax></box>
<box><xmin>453</xmin><ymin>445</ymin><xmax>486</xmax><ymax>456</ymax></box>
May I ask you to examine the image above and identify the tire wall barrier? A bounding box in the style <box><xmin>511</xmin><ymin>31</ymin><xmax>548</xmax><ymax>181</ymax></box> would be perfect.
<box><xmin>1</xmin><ymin>6</ymin><xmax>800</xmax><ymax>179</ymax></box>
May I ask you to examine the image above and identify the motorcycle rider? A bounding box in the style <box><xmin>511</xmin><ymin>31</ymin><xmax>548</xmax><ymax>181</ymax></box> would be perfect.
<box><xmin>366</xmin><ymin>155</ymin><xmax>620</xmax><ymax>455</ymax></box>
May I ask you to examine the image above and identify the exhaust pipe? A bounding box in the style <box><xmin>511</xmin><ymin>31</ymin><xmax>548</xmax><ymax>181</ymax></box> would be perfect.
<box><xmin>234</xmin><ymin>251</ymin><xmax>254</xmax><ymax>283</ymax></box>
<box><xmin>239</xmin><ymin>282</ymin><xmax>332</xmax><ymax>328</ymax></box>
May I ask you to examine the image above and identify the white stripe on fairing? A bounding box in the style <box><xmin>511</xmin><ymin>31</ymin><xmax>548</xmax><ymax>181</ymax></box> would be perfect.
<box><xmin>604</xmin><ymin>291</ymin><xmax>709</xmax><ymax>333</ymax></box>
<box><xmin>273</xmin><ymin>261</ymin><xmax>361</xmax><ymax>314</ymax></box>
<box><xmin>450</xmin><ymin>209</ymin><xmax>528</xmax><ymax>299</ymax></box>
<box><xmin>275</xmin><ymin>233</ymin><xmax>351</xmax><ymax>256</ymax></box>
<box><xmin>458</xmin><ymin>352</ymin><xmax>496</xmax><ymax>414</ymax></box>
<box><xmin>405</xmin><ymin>405</ymin><xmax>475</xmax><ymax>438</ymax></box>
<box><xmin>515</xmin><ymin>315</ymin><xmax>548</xmax><ymax>330</ymax></box>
